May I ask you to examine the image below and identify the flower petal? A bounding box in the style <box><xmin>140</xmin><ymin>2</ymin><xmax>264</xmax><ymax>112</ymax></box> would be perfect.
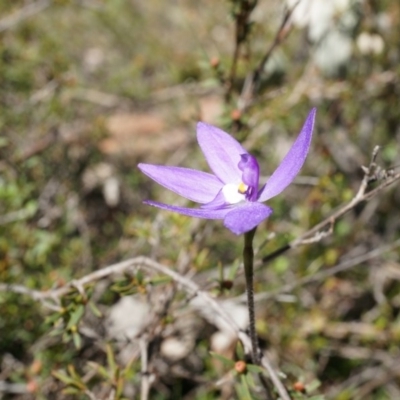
<box><xmin>223</xmin><ymin>202</ymin><xmax>273</xmax><ymax>235</ymax></box>
<box><xmin>138</xmin><ymin>164</ymin><xmax>223</xmax><ymax>204</ymax></box>
<box><xmin>197</xmin><ymin>122</ymin><xmax>246</xmax><ymax>184</ymax></box>
<box><xmin>258</xmin><ymin>108</ymin><xmax>316</xmax><ymax>202</ymax></box>
<box><xmin>201</xmin><ymin>189</ymin><xmax>227</xmax><ymax>209</ymax></box>
<box><xmin>144</xmin><ymin>200</ymin><xmax>231</xmax><ymax>219</ymax></box>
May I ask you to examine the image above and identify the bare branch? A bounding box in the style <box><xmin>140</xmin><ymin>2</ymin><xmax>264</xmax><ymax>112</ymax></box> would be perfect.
<box><xmin>0</xmin><ymin>255</ymin><xmax>290</xmax><ymax>399</ymax></box>
<box><xmin>258</xmin><ymin>238</ymin><xmax>400</xmax><ymax>302</ymax></box>
<box><xmin>226</xmin><ymin>0</ymin><xmax>258</xmax><ymax>99</ymax></box>
<box><xmin>140</xmin><ymin>336</ymin><xmax>153</xmax><ymax>400</ymax></box>
<box><xmin>0</xmin><ymin>381</ymin><xmax>28</xmax><ymax>395</ymax></box>
<box><xmin>261</xmin><ymin>149</ymin><xmax>400</xmax><ymax>265</ymax></box>
<box><xmin>0</xmin><ymin>283</ymin><xmax>61</xmax><ymax>311</ymax></box>
<box><xmin>238</xmin><ymin>1</ymin><xmax>301</xmax><ymax>111</ymax></box>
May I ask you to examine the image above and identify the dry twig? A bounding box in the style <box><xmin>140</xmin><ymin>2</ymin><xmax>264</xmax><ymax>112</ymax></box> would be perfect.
<box><xmin>226</xmin><ymin>0</ymin><xmax>258</xmax><ymax>98</ymax></box>
<box><xmin>254</xmin><ymin>237</ymin><xmax>400</xmax><ymax>302</ymax></box>
<box><xmin>261</xmin><ymin>146</ymin><xmax>400</xmax><ymax>265</ymax></box>
<box><xmin>139</xmin><ymin>336</ymin><xmax>152</xmax><ymax>400</ymax></box>
<box><xmin>0</xmin><ymin>256</ymin><xmax>291</xmax><ymax>399</ymax></box>
<box><xmin>238</xmin><ymin>1</ymin><xmax>300</xmax><ymax>111</ymax></box>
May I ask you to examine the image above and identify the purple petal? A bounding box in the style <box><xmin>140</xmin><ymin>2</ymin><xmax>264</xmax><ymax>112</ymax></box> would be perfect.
<box><xmin>201</xmin><ymin>189</ymin><xmax>227</xmax><ymax>209</ymax></box>
<box><xmin>138</xmin><ymin>164</ymin><xmax>223</xmax><ymax>204</ymax></box>
<box><xmin>258</xmin><ymin>108</ymin><xmax>316</xmax><ymax>202</ymax></box>
<box><xmin>224</xmin><ymin>202</ymin><xmax>273</xmax><ymax>235</ymax></box>
<box><xmin>197</xmin><ymin>122</ymin><xmax>247</xmax><ymax>184</ymax></box>
<box><xmin>144</xmin><ymin>200</ymin><xmax>231</xmax><ymax>219</ymax></box>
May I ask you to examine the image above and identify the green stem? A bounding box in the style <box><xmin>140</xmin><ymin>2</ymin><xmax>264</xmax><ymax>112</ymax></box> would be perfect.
<box><xmin>244</xmin><ymin>228</ymin><xmax>276</xmax><ymax>399</ymax></box>
<box><xmin>243</xmin><ymin>227</ymin><xmax>259</xmax><ymax>365</ymax></box>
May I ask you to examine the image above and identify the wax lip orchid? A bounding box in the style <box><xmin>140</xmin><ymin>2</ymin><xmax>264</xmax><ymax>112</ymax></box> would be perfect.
<box><xmin>138</xmin><ymin>108</ymin><xmax>316</xmax><ymax>235</ymax></box>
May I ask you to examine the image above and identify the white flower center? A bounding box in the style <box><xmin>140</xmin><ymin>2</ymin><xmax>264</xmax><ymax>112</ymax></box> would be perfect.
<box><xmin>222</xmin><ymin>183</ymin><xmax>248</xmax><ymax>204</ymax></box>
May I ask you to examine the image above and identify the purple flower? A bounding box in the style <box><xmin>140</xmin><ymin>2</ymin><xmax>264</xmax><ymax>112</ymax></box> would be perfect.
<box><xmin>138</xmin><ymin>108</ymin><xmax>316</xmax><ymax>235</ymax></box>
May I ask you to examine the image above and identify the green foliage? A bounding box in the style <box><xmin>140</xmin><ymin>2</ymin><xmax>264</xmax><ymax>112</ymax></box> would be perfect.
<box><xmin>0</xmin><ymin>0</ymin><xmax>400</xmax><ymax>398</ymax></box>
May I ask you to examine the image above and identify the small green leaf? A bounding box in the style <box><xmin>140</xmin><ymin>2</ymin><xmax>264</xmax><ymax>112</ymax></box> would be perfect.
<box><xmin>136</xmin><ymin>270</ymin><xmax>144</xmax><ymax>284</ymax></box>
<box><xmin>88</xmin><ymin>301</ymin><xmax>103</xmax><ymax>318</ymax></box>
<box><xmin>228</xmin><ymin>260</ymin><xmax>241</xmax><ymax>281</ymax></box>
<box><xmin>72</xmin><ymin>331</ymin><xmax>82</xmax><ymax>349</ymax></box>
<box><xmin>106</xmin><ymin>343</ymin><xmax>117</xmax><ymax>374</ymax></box>
<box><xmin>306</xmin><ymin>379</ymin><xmax>322</xmax><ymax>393</ymax></box>
<box><xmin>52</xmin><ymin>370</ymin><xmax>76</xmax><ymax>385</ymax></box>
<box><xmin>246</xmin><ymin>363</ymin><xmax>265</xmax><ymax>374</ymax></box>
<box><xmin>239</xmin><ymin>374</ymin><xmax>253</xmax><ymax>399</ymax></box>
<box><xmin>62</xmin><ymin>331</ymin><xmax>71</xmax><ymax>342</ymax></box>
<box><xmin>63</xmin><ymin>387</ymin><xmax>81</xmax><ymax>395</ymax></box>
<box><xmin>67</xmin><ymin>364</ymin><xmax>80</xmax><ymax>380</ymax></box>
<box><xmin>67</xmin><ymin>305</ymin><xmax>85</xmax><ymax>330</ymax></box>
<box><xmin>209</xmin><ymin>351</ymin><xmax>235</xmax><ymax>368</ymax></box>
<box><xmin>235</xmin><ymin>341</ymin><xmax>245</xmax><ymax>360</ymax></box>
<box><xmin>87</xmin><ymin>361</ymin><xmax>109</xmax><ymax>379</ymax></box>
<box><xmin>45</xmin><ymin>312</ymin><xmax>62</xmax><ymax>325</ymax></box>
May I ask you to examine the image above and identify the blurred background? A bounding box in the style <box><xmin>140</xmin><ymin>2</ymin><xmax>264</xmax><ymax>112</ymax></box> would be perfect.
<box><xmin>1</xmin><ymin>0</ymin><xmax>400</xmax><ymax>399</ymax></box>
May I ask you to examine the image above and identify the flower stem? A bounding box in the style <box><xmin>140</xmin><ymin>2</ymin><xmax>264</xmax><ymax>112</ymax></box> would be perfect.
<box><xmin>243</xmin><ymin>227</ymin><xmax>260</xmax><ymax>365</ymax></box>
<box><xmin>244</xmin><ymin>228</ymin><xmax>276</xmax><ymax>399</ymax></box>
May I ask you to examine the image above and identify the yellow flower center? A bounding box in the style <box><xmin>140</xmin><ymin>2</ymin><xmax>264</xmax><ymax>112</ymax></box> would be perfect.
<box><xmin>238</xmin><ymin>182</ymin><xmax>248</xmax><ymax>194</ymax></box>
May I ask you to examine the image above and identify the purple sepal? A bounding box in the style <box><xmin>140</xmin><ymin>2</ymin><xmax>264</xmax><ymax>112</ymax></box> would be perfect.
<box><xmin>144</xmin><ymin>200</ymin><xmax>230</xmax><ymax>220</ymax></box>
<box><xmin>258</xmin><ymin>108</ymin><xmax>316</xmax><ymax>202</ymax></box>
<box><xmin>196</xmin><ymin>122</ymin><xmax>246</xmax><ymax>184</ymax></box>
<box><xmin>224</xmin><ymin>203</ymin><xmax>273</xmax><ymax>235</ymax></box>
<box><xmin>138</xmin><ymin>163</ymin><xmax>222</xmax><ymax>204</ymax></box>
<box><xmin>139</xmin><ymin>109</ymin><xmax>315</xmax><ymax>235</ymax></box>
<box><xmin>201</xmin><ymin>189</ymin><xmax>227</xmax><ymax>209</ymax></box>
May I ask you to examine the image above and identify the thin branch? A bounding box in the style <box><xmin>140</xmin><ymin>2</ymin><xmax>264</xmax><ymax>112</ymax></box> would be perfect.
<box><xmin>140</xmin><ymin>336</ymin><xmax>151</xmax><ymax>400</ymax></box>
<box><xmin>0</xmin><ymin>381</ymin><xmax>28</xmax><ymax>394</ymax></box>
<box><xmin>139</xmin><ymin>263</ymin><xmax>288</xmax><ymax>399</ymax></box>
<box><xmin>226</xmin><ymin>0</ymin><xmax>258</xmax><ymax>98</ymax></box>
<box><xmin>107</xmin><ymin>389</ymin><xmax>116</xmax><ymax>400</ymax></box>
<box><xmin>260</xmin><ymin>358</ymin><xmax>291</xmax><ymax>400</ymax></box>
<box><xmin>261</xmin><ymin>149</ymin><xmax>400</xmax><ymax>265</ymax></box>
<box><xmin>0</xmin><ymin>258</ymin><xmax>141</xmax><ymax>310</ymax></box>
<box><xmin>0</xmin><ymin>255</ymin><xmax>290</xmax><ymax>399</ymax></box>
<box><xmin>238</xmin><ymin>1</ymin><xmax>300</xmax><ymax>111</ymax></box>
<box><xmin>256</xmin><ymin>238</ymin><xmax>400</xmax><ymax>302</ymax></box>
<box><xmin>84</xmin><ymin>389</ymin><xmax>97</xmax><ymax>400</ymax></box>
<box><xmin>0</xmin><ymin>283</ymin><xmax>61</xmax><ymax>311</ymax></box>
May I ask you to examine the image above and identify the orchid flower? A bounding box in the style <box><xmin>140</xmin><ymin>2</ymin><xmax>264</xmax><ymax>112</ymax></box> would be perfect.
<box><xmin>138</xmin><ymin>108</ymin><xmax>316</xmax><ymax>235</ymax></box>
